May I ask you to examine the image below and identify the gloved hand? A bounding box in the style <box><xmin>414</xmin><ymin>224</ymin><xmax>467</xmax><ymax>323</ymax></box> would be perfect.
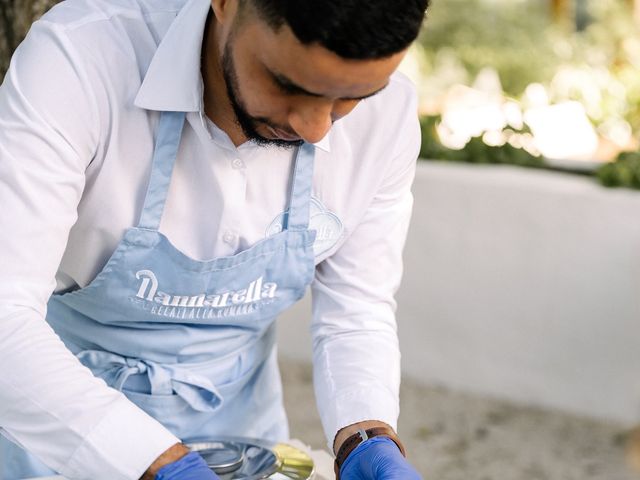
<box><xmin>155</xmin><ymin>451</ymin><xmax>220</xmax><ymax>480</ymax></box>
<box><xmin>339</xmin><ymin>437</ymin><xmax>422</xmax><ymax>480</ymax></box>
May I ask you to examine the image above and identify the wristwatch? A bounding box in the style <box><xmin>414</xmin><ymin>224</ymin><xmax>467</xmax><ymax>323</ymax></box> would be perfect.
<box><xmin>333</xmin><ymin>426</ymin><xmax>406</xmax><ymax>479</ymax></box>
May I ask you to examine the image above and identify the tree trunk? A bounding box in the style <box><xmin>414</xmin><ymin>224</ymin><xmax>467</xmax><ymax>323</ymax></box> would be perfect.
<box><xmin>550</xmin><ymin>0</ymin><xmax>571</xmax><ymax>23</ymax></box>
<box><xmin>0</xmin><ymin>0</ymin><xmax>61</xmax><ymax>80</ymax></box>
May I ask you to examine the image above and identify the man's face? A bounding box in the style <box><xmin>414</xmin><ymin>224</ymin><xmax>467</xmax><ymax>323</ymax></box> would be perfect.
<box><xmin>218</xmin><ymin>6</ymin><xmax>407</xmax><ymax>147</ymax></box>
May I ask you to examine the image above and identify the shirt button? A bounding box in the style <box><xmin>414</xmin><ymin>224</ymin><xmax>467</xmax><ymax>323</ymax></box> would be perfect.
<box><xmin>222</xmin><ymin>231</ymin><xmax>237</xmax><ymax>244</ymax></box>
<box><xmin>231</xmin><ymin>158</ymin><xmax>245</xmax><ymax>170</ymax></box>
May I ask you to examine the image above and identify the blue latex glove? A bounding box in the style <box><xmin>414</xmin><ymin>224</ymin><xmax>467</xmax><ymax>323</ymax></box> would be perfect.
<box><xmin>155</xmin><ymin>452</ymin><xmax>220</xmax><ymax>480</ymax></box>
<box><xmin>340</xmin><ymin>437</ymin><xmax>422</xmax><ymax>480</ymax></box>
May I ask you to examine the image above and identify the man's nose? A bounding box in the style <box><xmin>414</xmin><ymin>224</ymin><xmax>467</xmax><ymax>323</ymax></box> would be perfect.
<box><xmin>288</xmin><ymin>100</ymin><xmax>334</xmax><ymax>144</ymax></box>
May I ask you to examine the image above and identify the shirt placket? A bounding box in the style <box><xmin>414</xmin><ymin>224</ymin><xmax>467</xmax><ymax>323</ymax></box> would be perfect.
<box><xmin>215</xmin><ymin>148</ymin><xmax>248</xmax><ymax>256</ymax></box>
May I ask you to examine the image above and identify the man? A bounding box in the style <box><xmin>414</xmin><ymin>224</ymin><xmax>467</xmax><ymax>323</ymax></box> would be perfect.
<box><xmin>0</xmin><ymin>0</ymin><xmax>429</xmax><ymax>478</ymax></box>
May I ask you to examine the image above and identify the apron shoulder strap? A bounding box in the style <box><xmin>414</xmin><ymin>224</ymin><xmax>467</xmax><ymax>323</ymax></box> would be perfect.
<box><xmin>137</xmin><ymin>111</ymin><xmax>187</xmax><ymax>231</ymax></box>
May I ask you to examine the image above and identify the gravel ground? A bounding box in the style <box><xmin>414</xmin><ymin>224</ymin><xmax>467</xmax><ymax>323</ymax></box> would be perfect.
<box><xmin>280</xmin><ymin>358</ymin><xmax>639</xmax><ymax>480</ymax></box>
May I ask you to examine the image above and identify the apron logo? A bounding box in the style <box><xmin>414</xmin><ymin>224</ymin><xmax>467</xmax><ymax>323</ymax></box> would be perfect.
<box><xmin>133</xmin><ymin>270</ymin><xmax>278</xmax><ymax>319</ymax></box>
<box><xmin>266</xmin><ymin>197</ymin><xmax>344</xmax><ymax>258</ymax></box>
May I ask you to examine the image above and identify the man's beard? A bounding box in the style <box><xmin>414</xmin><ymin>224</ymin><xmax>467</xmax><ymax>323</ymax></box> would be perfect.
<box><xmin>221</xmin><ymin>42</ymin><xmax>302</xmax><ymax>149</ymax></box>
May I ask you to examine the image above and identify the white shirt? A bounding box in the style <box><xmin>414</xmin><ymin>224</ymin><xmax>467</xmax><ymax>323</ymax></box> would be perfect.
<box><xmin>0</xmin><ymin>0</ymin><xmax>420</xmax><ymax>478</ymax></box>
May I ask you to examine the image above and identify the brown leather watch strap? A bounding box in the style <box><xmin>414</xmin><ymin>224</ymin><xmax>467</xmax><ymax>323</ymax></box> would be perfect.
<box><xmin>333</xmin><ymin>427</ymin><xmax>406</xmax><ymax>479</ymax></box>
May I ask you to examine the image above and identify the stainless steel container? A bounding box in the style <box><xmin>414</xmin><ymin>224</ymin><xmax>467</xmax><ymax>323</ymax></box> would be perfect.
<box><xmin>186</xmin><ymin>437</ymin><xmax>315</xmax><ymax>480</ymax></box>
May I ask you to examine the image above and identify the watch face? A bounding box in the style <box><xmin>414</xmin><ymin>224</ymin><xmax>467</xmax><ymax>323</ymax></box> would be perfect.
<box><xmin>186</xmin><ymin>438</ymin><xmax>314</xmax><ymax>480</ymax></box>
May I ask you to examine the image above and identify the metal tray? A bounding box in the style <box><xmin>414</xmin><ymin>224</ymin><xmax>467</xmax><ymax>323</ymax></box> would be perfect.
<box><xmin>186</xmin><ymin>437</ymin><xmax>314</xmax><ymax>480</ymax></box>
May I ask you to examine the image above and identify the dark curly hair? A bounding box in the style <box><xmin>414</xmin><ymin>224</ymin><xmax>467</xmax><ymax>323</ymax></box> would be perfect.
<box><xmin>240</xmin><ymin>0</ymin><xmax>430</xmax><ymax>59</ymax></box>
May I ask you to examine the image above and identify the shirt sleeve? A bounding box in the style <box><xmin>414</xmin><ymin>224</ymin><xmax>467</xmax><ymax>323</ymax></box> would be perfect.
<box><xmin>0</xmin><ymin>20</ymin><xmax>179</xmax><ymax>479</ymax></box>
<box><xmin>310</xmin><ymin>84</ymin><xmax>421</xmax><ymax>449</ymax></box>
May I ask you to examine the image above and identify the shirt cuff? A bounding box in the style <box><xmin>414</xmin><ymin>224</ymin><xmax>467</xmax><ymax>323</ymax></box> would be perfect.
<box><xmin>318</xmin><ymin>386</ymin><xmax>400</xmax><ymax>453</ymax></box>
<box><xmin>60</xmin><ymin>396</ymin><xmax>180</xmax><ymax>480</ymax></box>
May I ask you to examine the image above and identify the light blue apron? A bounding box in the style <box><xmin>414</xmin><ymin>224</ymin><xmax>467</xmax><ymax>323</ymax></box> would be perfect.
<box><xmin>1</xmin><ymin>111</ymin><xmax>317</xmax><ymax>479</ymax></box>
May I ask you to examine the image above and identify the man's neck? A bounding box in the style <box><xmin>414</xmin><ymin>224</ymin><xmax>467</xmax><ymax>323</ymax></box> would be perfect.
<box><xmin>201</xmin><ymin>12</ymin><xmax>247</xmax><ymax>146</ymax></box>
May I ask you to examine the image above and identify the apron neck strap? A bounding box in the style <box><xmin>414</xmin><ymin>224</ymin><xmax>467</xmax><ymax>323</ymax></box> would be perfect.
<box><xmin>137</xmin><ymin>111</ymin><xmax>186</xmax><ymax>230</ymax></box>
<box><xmin>284</xmin><ymin>142</ymin><xmax>315</xmax><ymax>231</ymax></box>
<box><xmin>137</xmin><ymin>111</ymin><xmax>315</xmax><ymax>233</ymax></box>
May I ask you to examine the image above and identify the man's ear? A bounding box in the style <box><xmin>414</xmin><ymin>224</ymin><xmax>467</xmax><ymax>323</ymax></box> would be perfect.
<box><xmin>211</xmin><ymin>0</ymin><xmax>238</xmax><ymax>25</ymax></box>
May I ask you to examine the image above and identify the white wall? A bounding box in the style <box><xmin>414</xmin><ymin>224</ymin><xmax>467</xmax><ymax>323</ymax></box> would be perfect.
<box><xmin>277</xmin><ymin>161</ymin><xmax>640</xmax><ymax>425</ymax></box>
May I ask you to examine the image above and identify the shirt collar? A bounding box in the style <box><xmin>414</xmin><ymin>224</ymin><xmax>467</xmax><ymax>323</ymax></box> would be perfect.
<box><xmin>134</xmin><ymin>0</ymin><xmax>331</xmax><ymax>153</ymax></box>
<box><xmin>313</xmin><ymin>133</ymin><xmax>331</xmax><ymax>152</ymax></box>
<box><xmin>134</xmin><ymin>0</ymin><xmax>210</xmax><ymax>113</ymax></box>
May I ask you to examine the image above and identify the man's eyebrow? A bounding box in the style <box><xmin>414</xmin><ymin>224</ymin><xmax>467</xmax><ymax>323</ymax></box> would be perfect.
<box><xmin>269</xmin><ymin>69</ymin><xmax>388</xmax><ymax>101</ymax></box>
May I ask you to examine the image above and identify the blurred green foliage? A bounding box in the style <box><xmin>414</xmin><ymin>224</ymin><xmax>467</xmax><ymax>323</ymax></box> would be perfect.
<box><xmin>418</xmin><ymin>0</ymin><xmax>640</xmax><ymax>135</ymax></box>
<box><xmin>421</xmin><ymin>113</ymin><xmax>640</xmax><ymax>191</ymax></box>
<box><xmin>419</xmin><ymin>115</ymin><xmax>545</xmax><ymax>168</ymax></box>
<box><xmin>597</xmin><ymin>151</ymin><xmax>640</xmax><ymax>189</ymax></box>
<box><xmin>419</xmin><ymin>0</ymin><xmax>561</xmax><ymax>96</ymax></box>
